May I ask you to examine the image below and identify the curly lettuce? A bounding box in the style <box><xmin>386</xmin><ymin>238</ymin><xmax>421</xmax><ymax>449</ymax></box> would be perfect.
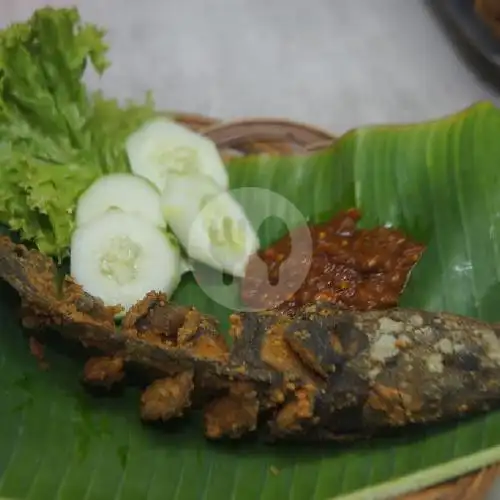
<box><xmin>0</xmin><ymin>7</ymin><xmax>156</xmax><ymax>259</ymax></box>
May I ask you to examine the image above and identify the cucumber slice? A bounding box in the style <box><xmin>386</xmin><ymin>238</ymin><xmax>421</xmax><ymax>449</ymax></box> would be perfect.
<box><xmin>70</xmin><ymin>211</ymin><xmax>180</xmax><ymax>312</ymax></box>
<box><xmin>180</xmin><ymin>256</ymin><xmax>193</xmax><ymax>275</ymax></box>
<box><xmin>161</xmin><ymin>172</ymin><xmax>258</xmax><ymax>277</ymax></box>
<box><xmin>75</xmin><ymin>173</ymin><xmax>164</xmax><ymax>228</ymax></box>
<box><xmin>125</xmin><ymin>118</ymin><xmax>229</xmax><ymax>192</ymax></box>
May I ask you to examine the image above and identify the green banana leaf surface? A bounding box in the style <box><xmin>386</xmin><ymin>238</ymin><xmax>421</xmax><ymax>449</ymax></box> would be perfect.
<box><xmin>2</xmin><ymin>101</ymin><xmax>500</xmax><ymax>500</ymax></box>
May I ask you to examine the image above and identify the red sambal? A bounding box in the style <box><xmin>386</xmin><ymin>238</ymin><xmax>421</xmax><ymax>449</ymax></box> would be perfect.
<box><xmin>241</xmin><ymin>209</ymin><xmax>425</xmax><ymax>312</ymax></box>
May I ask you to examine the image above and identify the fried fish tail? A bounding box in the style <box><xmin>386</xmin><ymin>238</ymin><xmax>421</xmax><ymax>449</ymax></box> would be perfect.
<box><xmin>0</xmin><ymin>237</ymin><xmax>232</xmax><ymax>403</ymax></box>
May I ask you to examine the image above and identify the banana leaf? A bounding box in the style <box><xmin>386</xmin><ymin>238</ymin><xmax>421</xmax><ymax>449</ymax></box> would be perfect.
<box><xmin>2</xmin><ymin>101</ymin><xmax>500</xmax><ymax>500</ymax></box>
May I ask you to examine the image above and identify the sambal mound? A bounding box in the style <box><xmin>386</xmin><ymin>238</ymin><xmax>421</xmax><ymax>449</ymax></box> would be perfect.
<box><xmin>241</xmin><ymin>209</ymin><xmax>425</xmax><ymax>312</ymax></box>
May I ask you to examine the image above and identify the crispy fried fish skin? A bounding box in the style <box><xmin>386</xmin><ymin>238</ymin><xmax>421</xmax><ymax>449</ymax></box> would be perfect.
<box><xmin>140</xmin><ymin>371</ymin><xmax>194</xmax><ymax>422</ymax></box>
<box><xmin>3</xmin><ymin>237</ymin><xmax>500</xmax><ymax>441</ymax></box>
<box><xmin>83</xmin><ymin>356</ymin><xmax>125</xmax><ymax>389</ymax></box>
<box><xmin>224</xmin><ymin>302</ymin><xmax>500</xmax><ymax>441</ymax></box>
<box><xmin>203</xmin><ymin>381</ymin><xmax>260</xmax><ymax>439</ymax></box>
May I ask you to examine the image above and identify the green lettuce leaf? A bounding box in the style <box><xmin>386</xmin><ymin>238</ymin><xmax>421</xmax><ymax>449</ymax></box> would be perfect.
<box><xmin>0</xmin><ymin>7</ymin><xmax>156</xmax><ymax>259</ymax></box>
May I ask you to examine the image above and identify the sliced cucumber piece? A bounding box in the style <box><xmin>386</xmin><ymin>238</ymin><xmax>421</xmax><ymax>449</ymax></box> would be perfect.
<box><xmin>125</xmin><ymin>118</ymin><xmax>229</xmax><ymax>192</ymax></box>
<box><xmin>75</xmin><ymin>173</ymin><xmax>164</xmax><ymax>228</ymax></box>
<box><xmin>161</xmin><ymin>172</ymin><xmax>258</xmax><ymax>277</ymax></box>
<box><xmin>70</xmin><ymin>211</ymin><xmax>180</xmax><ymax>311</ymax></box>
<box><xmin>180</xmin><ymin>256</ymin><xmax>193</xmax><ymax>275</ymax></box>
